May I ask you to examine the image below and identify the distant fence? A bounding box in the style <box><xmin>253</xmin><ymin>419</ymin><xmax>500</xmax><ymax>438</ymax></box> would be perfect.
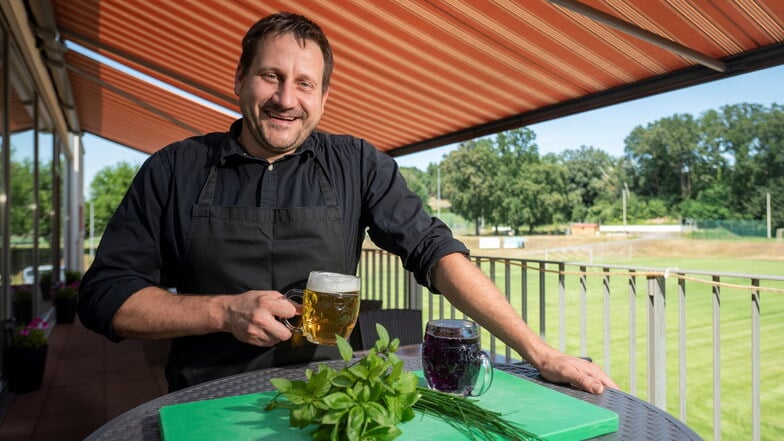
<box><xmin>599</xmin><ymin>224</ymin><xmax>691</xmax><ymax>234</ymax></box>
<box><xmin>693</xmin><ymin>219</ymin><xmax>767</xmax><ymax>238</ymax></box>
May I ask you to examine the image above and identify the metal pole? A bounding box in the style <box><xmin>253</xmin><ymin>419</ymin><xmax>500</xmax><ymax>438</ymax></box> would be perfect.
<box><xmin>89</xmin><ymin>201</ymin><xmax>95</xmax><ymax>259</ymax></box>
<box><xmin>436</xmin><ymin>165</ymin><xmax>441</xmax><ymax>219</ymax></box>
<box><xmin>647</xmin><ymin>275</ymin><xmax>667</xmax><ymax>410</ymax></box>
<box><xmin>767</xmin><ymin>193</ymin><xmax>771</xmax><ymax>239</ymax></box>
<box><xmin>623</xmin><ymin>189</ymin><xmax>627</xmax><ymax>226</ymax></box>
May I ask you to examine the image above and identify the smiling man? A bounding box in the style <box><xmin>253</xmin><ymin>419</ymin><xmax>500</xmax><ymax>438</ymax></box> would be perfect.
<box><xmin>78</xmin><ymin>12</ymin><xmax>617</xmax><ymax>394</ymax></box>
<box><xmin>235</xmin><ymin>29</ymin><xmax>329</xmax><ymax>159</ymax></box>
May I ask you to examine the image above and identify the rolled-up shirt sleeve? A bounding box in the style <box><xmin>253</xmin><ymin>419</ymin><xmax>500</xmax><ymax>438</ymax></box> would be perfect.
<box><xmin>78</xmin><ymin>151</ymin><xmax>173</xmax><ymax>341</ymax></box>
<box><xmin>358</xmin><ymin>142</ymin><xmax>468</xmax><ymax>293</ymax></box>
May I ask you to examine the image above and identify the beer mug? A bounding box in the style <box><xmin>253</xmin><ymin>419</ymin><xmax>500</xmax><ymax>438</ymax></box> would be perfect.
<box><xmin>284</xmin><ymin>271</ymin><xmax>361</xmax><ymax>345</ymax></box>
<box><xmin>422</xmin><ymin>319</ymin><xmax>493</xmax><ymax>396</ymax></box>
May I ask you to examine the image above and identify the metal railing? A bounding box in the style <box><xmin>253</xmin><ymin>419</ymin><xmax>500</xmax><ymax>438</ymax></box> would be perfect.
<box><xmin>358</xmin><ymin>248</ymin><xmax>784</xmax><ymax>441</ymax></box>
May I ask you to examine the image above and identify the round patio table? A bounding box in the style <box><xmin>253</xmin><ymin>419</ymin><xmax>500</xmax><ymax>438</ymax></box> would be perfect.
<box><xmin>85</xmin><ymin>357</ymin><xmax>702</xmax><ymax>440</ymax></box>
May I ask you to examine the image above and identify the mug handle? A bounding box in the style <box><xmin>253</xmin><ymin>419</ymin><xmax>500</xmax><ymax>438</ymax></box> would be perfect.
<box><xmin>468</xmin><ymin>351</ymin><xmax>494</xmax><ymax>397</ymax></box>
<box><xmin>282</xmin><ymin>289</ymin><xmax>304</xmax><ymax>334</ymax></box>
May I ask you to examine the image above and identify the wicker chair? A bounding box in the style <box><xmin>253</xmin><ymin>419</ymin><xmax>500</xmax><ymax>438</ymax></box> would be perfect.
<box><xmin>350</xmin><ymin>308</ymin><xmax>423</xmax><ymax>351</ymax></box>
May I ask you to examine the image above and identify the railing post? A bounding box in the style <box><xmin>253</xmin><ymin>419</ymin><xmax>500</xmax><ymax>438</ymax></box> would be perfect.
<box><xmin>406</xmin><ymin>271</ymin><xmax>422</xmax><ymax>311</ymax></box>
<box><xmin>603</xmin><ymin>267</ymin><xmax>611</xmax><ymax>378</ymax></box>
<box><xmin>678</xmin><ymin>276</ymin><xmax>687</xmax><ymax>423</ymax></box>
<box><xmin>579</xmin><ymin>266</ymin><xmax>587</xmax><ymax>358</ymax></box>
<box><xmin>647</xmin><ymin>275</ymin><xmax>667</xmax><ymax>410</ymax></box>
<box><xmin>628</xmin><ymin>270</ymin><xmax>637</xmax><ymax>396</ymax></box>
<box><xmin>505</xmin><ymin>259</ymin><xmax>513</xmax><ymax>361</ymax></box>
<box><xmin>539</xmin><ymin>261</ymin><xmax>546</xmax><ymax>339</ymax></box>
<box><xmin>558</xmin><ymin>262</ymin><xmax>566</xmax><ymax>353</ymax></box>
<box><xmin>751</xmin><ymin>279</ymin><xmax>760</xmax><ymax>441</ymax></box>
<box><xmin>712</xmin><ymin>276</ymin><xmax>721</xmax><ymax>441</ymax></box>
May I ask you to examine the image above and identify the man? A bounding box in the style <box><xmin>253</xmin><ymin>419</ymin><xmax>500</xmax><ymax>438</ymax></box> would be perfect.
<box><xmin>79</xmin><ymin>12</ymin><xmax>617</xmax><ymax>394</ymax></box>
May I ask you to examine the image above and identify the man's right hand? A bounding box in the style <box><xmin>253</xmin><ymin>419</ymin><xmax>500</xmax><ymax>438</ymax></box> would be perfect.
<box><xmin>112</xmin><ymin>286</ymin><xmax>299</xmax><ymax>344</ymax></box>
<box><xmin>221</xmin><ymin>290</ymin><xmax>299</xmax><ymax>346</ymax></box>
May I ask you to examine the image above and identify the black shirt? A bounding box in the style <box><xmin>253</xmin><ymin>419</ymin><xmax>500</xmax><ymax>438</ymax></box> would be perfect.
<box><xmin>78</xmin><ymin>120</ymin><xmax>468</xmax><ymax>341</ymax></box>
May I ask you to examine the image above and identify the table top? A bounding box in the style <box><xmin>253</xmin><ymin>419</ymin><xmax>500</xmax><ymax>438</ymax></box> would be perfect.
<box><xmin>85</xmin><ymin>357</ymin><xmax>702</xmax><ymax>441</ymax></box>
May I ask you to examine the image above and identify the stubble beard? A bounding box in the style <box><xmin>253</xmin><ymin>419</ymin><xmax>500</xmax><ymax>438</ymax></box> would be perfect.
<box><xmin>242</xmin><ymin>104</ymin><xmax>309</xmax><ymax>158</ymax></box>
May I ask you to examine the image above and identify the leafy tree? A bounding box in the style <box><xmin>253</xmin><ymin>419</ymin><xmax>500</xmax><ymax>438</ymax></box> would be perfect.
<box><xmin>10</xmin><ymin>156</ymin><xmax>35</xmax><ymax>237</ymax></box>
<box><xmin>554</xmin><ymin>146</ymin><xmax>618</xmax><ymax>222</ymax></box>
<box><xmin>440</xmin><ymin>138</ymin><xmax>499</xmax><ymax>235</ymax></box>
<box><xmin>502</xmin><ymin>159</ymin><xmax>568</xmax><ymax>234</ymax></box>
<box><xmin>752</xmin><ymin>104</ymin><xmax>784</xmax><ymax>228</ymax></box>
<box><xmin>86</xmin><ymin>162</ymin><xmax>140</xmax><ymax>235</ymax></box>
<box><xmin>9</xmin><ymin>154</ymin><xmax>54</xmax><ymax>238</ymax></box>
<box><xmin>399</xmin><ymin>166</ymin><xmax>432</xmax><ymax>214</ymax></box>
<box><xmin>492</xmin><ymin>128</ymin><xmax>567</xmax><ymax>233</ymax></box>
<box><xmin>624</xmin><ymin>114</ymin><xmax>707</xmax><ymax>207</ymax></box>
<box><xmin>700</xmin><ymin>103</ymin><xmax>783</xmax><ymax>227</ymax></box>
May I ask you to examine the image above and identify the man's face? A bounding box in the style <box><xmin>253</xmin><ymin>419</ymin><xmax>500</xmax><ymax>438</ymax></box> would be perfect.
<box><xmin>234</xmin><ymin>34</ymin><xmax>329</xmax><ymax>160</ymax></box>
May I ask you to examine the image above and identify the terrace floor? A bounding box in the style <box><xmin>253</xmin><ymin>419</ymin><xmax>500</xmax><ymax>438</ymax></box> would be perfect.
<box><xmin>0</xmin><ymin>316</ymin><xmax>169</xmax><ymax>440</ymax></box>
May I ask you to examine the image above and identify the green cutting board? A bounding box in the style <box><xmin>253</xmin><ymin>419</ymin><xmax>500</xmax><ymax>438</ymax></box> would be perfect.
<box><xmin>159</xmin><ymin>369</ymin><xmax>618</xmax><ymax>440</ymax></box>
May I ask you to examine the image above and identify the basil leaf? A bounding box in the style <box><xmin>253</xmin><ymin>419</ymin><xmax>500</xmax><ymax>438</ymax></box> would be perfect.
<box><xmin>336</xmin><ymin>335</ymin><xmax>353</xmax><ymax>362</ymax></box>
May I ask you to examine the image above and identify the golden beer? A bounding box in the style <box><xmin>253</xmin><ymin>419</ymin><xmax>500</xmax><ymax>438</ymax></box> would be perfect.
<box><xmin>300</xmin><ymin>288</ymin><xmax>360</xmax><ymax>345</ymax></box>
<box><xmin>286</xmin><ymin>271</ymin><xmax>361</xmax><ymax>345</ymax></box>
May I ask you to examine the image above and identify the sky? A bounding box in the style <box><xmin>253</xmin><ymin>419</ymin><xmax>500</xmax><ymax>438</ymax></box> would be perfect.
<box><xmin>81</xmin><ymin>64</ymin><xmax>784</xmax><ymax>195</ymax></box>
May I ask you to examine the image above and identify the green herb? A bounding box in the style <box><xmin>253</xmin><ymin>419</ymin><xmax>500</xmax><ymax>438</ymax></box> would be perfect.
<box><xmin>265</xmin><ymin>324</ymin><xmax>541</xmax><ymax>441</ymax></box>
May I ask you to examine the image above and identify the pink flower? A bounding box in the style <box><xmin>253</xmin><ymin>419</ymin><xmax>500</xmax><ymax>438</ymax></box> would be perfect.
<box><xmin>29</xmin><ymin>317</ymin><xmax>48</xmax><ymax>329</ymax></box>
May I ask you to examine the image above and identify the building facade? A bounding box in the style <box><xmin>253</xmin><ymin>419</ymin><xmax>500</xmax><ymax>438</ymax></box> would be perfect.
<box><xmin>1</xmin><ymin>4</ymin><xmax>84</xmax><ymax>389</ymax></box>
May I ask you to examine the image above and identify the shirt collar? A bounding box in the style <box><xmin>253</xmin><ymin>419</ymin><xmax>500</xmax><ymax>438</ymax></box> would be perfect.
<box><xmin>219</xmin><ymin>119</ymin><xmax>317</xmax><ymax>165</ymax></box>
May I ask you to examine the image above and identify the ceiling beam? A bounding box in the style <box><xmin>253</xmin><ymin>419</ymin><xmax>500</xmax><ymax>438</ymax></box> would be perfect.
<box><xmin>60</xmin><ymin>28</ymin><xmax>239</xmax><ymax>110</ymax></box>
<box><xmin>0</xmin><ymin>0</ymin><xmax>73</xmax><ymax>158</ymax></box>
<box><xmin>67</xmin><ymin>62</ymin><xmax>208</xmax><ymax>136</ymax></box>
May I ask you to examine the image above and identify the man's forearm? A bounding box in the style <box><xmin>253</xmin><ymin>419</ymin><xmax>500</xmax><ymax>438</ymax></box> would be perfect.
<box><xmin>430</xmin><ymin>252</ymin><xmax>554</xmax><ymax>368</ymax></box>
<box><xmin>112</xmin><ymin>286</ymin><xmax>227</xmax><ymax>340</ymax></box>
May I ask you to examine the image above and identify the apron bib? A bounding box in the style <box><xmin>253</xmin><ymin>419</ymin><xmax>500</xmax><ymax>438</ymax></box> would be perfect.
<box><xmin>167</xmin><ymin>156</ymin><xmax>347</xmax><ymax>391</ymax></box>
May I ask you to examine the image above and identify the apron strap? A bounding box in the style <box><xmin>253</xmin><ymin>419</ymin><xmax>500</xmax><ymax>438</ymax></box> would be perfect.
<box><xmin>197</xmin><ymin>165</ymin><xmax>219</xmax><ymax>205</ymax></box>
<box><xmin>311</xmin><ymin>155</ymin><xmax>338</xmax><ymax>207</ymax></box>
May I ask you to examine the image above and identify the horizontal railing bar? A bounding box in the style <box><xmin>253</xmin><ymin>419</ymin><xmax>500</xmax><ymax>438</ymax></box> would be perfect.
<box><xmin>469</xmin><ymin>256</ymin><xmax>784</xmax><ymax>281</ymax></box>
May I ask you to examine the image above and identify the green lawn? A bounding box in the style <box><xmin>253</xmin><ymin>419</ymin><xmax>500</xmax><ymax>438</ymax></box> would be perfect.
<box><xmin>364</xmin><ymin>252</ymin><xmax>784</xmax><ymax>441</ymax></box>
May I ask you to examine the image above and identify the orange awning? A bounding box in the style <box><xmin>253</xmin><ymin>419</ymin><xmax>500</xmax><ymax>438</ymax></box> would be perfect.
<box><xmin>42</xmin><ymin>0</ymin><xmax>784</xmax><ymax>157</ymax></box>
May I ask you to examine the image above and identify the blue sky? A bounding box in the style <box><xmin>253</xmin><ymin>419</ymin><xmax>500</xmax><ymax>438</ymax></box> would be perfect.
<box><xmin>82</xmin><ymin>64</ymin><xmax>784</xmax><ymax>193</ymax></box>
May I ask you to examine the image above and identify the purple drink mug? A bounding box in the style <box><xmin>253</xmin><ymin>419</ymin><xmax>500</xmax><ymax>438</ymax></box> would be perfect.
<box><xmin>421</xmin><ymin>319</ymin><xmax>493</xmax><ymax>396</ymax></box>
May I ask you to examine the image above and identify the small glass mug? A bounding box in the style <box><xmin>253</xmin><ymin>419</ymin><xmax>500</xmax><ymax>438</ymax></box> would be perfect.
<box><xmin>422</xmin><ymin>319</ymin><xmax>493</xmax><ymax>396</ymax></box>
<box><xmin>283</xmin><ymin>271</ymin><xmax>361</xmax><ymax>346</ymax></box>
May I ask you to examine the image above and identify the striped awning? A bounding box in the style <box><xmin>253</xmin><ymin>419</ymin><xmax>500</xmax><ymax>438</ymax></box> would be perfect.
<box><xmin>33</xmin><ymin>0</ymin><xmax>784</xmax><ymax>156</ymax></box>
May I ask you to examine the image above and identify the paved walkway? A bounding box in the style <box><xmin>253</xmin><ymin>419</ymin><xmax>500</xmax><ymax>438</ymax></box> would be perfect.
<box><xmin>0</xmin><ymin>317</ymin><xmax>168</xmax><ymax>440</ymax></box>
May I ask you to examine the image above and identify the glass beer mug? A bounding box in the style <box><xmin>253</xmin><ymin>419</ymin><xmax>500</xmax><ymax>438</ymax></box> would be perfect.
<box><xmin>284</xmin><ymin>271</ymin><xmax>361</xmax><ymax>345</ymax></box>
<box><xmin>422</xmin><ymin>319</ymin><xmax>493</xmax><ymax>396</ymax></box>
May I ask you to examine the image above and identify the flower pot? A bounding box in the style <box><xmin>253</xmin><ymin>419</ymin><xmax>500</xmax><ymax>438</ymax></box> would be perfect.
<box><xmin>40</xmin><ymin>281</ymin><xmax>53</xmax><ymax>301</ymax></box>
<box><xmin>13</xmin><ymin>299</ymin><xmax>33</xmax><ymax>324</ymax></box>
<box><xmin>55</xmin><ymin>296</ymin><xmax>77</xmax><ymax>324</ymax></box>
<box><xmin>5</xmin><ymin>345</ymin><xmax>48</xmax><ymax>393</ymax></box>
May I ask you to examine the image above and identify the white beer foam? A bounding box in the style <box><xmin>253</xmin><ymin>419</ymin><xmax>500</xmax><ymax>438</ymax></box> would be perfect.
<box><xmin>308</xmin><ymin>271</ymin><xmax>360</xmax><ymax>293</ymax></box>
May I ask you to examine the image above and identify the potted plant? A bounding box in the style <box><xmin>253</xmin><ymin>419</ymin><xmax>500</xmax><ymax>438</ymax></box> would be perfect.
<box><xmin>5</xmin><ymin>318</ymin><xmax>49</xmax><ymax>393</ymax></box>
<box><xmin>54</xmin><ymin>286</ymin><xmax>78</xmax><ymax>324</ymax></box>
<box><xmin>39</xmin><ymin>271</ymin><xmax>53</xmax><ymax>301</ymax></box>
<box><xmin>11</xmin><ymin>285</ymin><xmax>34</xmax><ymax>324</ymax></box>
<box><xmin>65</xmin><ymin>269</ymin><xmax>82</xmax><ymax>286</ymax></box>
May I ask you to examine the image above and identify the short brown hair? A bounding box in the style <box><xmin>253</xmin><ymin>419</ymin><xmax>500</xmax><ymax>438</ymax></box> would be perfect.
<box><xmin>237</xmin><ymin>12</ymin><xmax>334</xmax><ymax>92</ymax></box>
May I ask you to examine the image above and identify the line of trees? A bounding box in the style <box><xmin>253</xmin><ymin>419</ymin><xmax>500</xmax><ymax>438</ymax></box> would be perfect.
<box><xmin>401</xmin><ymin>103</ymin><xmax>784</xmax><ymax>235</ymax></box>
<box><xmin>10</xmin><ymin>103</ymin><xmax>780</xmax><ymax>241</ymax></box>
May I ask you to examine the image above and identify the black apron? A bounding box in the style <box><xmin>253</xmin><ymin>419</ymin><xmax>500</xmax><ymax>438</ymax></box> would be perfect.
<box><xmin>166</xmin><ymin>154</ymin><xmax>347</xmax><ymax>391</ymax></box>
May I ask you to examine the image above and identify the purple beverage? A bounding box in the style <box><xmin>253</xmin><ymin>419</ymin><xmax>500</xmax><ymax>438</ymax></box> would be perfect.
<box><xmin>422</xmin><ymin>319</ymin><xmax>493</xmax><ymax>396</ymax></box>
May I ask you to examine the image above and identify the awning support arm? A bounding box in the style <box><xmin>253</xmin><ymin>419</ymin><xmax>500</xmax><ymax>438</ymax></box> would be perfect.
<box><xmin>549</xmin><ymin>0</ymin><xmax>727</xmax><ymax>73</ymax></box>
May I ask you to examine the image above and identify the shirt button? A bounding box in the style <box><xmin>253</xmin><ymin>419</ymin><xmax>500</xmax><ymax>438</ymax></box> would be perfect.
<box><xmin>268</xmin><ymin>164</ymin><xmax>274</xmax><ymax>171</ymax></box>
